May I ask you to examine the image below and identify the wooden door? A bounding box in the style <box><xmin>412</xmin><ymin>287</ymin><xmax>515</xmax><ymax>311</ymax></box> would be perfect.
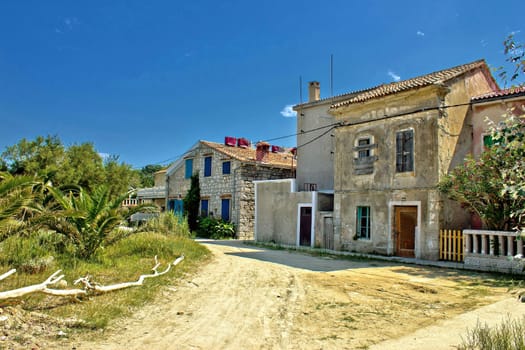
<box><xmin>395</xmin><ymin>206</ymin><xmax>417</xmax><ymax>258</ymax></box>
<box><xmin>299</xmin><ymin>207</ymin><xmax>312</xmax><ymax>246</ymax></box>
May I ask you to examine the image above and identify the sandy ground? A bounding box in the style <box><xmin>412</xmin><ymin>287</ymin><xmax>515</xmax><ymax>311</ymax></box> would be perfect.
<box><xmin>52</xmin><ymin>239</ymin><xmax>522</xmax><ymax>350</ymax></box>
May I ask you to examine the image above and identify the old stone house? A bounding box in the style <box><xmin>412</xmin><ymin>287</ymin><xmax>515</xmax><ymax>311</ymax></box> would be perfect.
<box><xmin>329</xmin><ymin>59</ymin><xmax>498</xmax><ymax>260</ymax></box>
<box><xmin>165</xmin><ymin>139</ymin><xmax>294</xmax><ymax>239</ymax></box>
<box><xmin>256</xmin><ymin>59</ymin><xmax>501</xmax><ymax>261</ymax></box>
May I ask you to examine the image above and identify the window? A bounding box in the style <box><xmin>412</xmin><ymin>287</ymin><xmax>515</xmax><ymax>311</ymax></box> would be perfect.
<box><xmin>356</xmin><ymin>206</ymin><xmax>371</xmax><ymax>239</ymax></box>
<box><xmin>483</xmin><ymin>134</ymin><xmax>494</xmax><ymax>148</ymax></box>
<box><xmin>221</xmin><ymin>198</ymin><xmax>230</xmax><ymax>221</ymax></box>
<box><xmin>353</xmin><ymin>136</ymin><xmax>376</xmax><ymax>175</ymax></box>
<box><xmin>396</xmin><ymin>129</ymin><xmax>414</xmax><ymax>173</ymax></box>
<box><xmin>200</xmin><ymin>199</ymin><xmax>209</xmax><ymax>217</ymax></box>
<box><xmin>204</xmin><ymin>156</ymin><xmax>212</xmax><ymax>177</ymax></box>
<box><xmin>222</xmin><ymin>161</ymin><xmax>231</xmax><ymax>175</ymax></box>
<box><xmin>185</xmin><ymin>159</ymin><xmax>193</xmax><ymax>179</ymax></box>
<box><xmin>358</xmin><ymin>138</ymin><xmax>371</xmax><ymax>158</ymax></box>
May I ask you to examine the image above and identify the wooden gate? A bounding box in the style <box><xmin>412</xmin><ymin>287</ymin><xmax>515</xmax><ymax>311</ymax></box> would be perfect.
<box><xmin>439</xmin><ymin>229</ymin><xmax>464</xmax><ymax>262</ymax></box>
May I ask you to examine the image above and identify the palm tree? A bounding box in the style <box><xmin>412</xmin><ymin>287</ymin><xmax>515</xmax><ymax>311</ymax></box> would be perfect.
<box><xmin>45</xmin><ymin>185</ymin><xmax>157</xmax><ymax>259</ymax></box>
<box><xmin>0</xmin><ymin>172</ymin><xmax>37</xmax><ymax>240</ymax></box>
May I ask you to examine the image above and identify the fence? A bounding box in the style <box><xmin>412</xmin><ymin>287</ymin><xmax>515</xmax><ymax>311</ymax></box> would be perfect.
<box><xmin>439</xmin><ymin>229</ymin><xmax>464</xmax><ymax>262</ymax></box>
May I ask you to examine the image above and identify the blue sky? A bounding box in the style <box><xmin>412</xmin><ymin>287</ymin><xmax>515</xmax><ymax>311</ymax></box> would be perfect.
<box><xmin>1</xmin><ymin>0</ymin><xmax>523</xmax><ymax>168</ymax></box>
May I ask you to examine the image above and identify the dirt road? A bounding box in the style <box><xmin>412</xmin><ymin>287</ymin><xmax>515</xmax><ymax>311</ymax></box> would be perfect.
<box><xmin>62</xmin><ymin>240</ymin><xmax>519</xmax><ymax>350</ymax></box>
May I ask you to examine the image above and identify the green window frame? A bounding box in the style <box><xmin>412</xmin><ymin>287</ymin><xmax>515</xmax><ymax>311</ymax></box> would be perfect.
<box><xmin>356</xmin><ymin>206</ymin><xmax>371</xmax><ymax>239</ymax></box>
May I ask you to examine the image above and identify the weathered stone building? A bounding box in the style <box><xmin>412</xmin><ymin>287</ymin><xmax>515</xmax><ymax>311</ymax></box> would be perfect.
<box><xmin>166</xmin><ymin>139</ymin><xmax>294</xmax><ymax>239</ymax></box>
<box><xmin>256</xmin><ymin>59</ymin><xmax>502</xmax><ymax>261</ymax></box>
<box><xmin>330</xmin><ymin>59</ymin><xmax>498</xmax><ymax>260</ymax></box>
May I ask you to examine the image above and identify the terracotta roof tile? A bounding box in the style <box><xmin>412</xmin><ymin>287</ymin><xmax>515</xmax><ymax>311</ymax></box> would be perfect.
<box><xmin>330</xmin><ymin>59</ymin><xmax>487</xmax><ymax>109</ymax></box>
<box><xmin>200</xmin><ymin>141</ymin><xmax>295</xmax><ymax>169</ymax></box>
<box><xmin>471</xmin><ymin>86</ymin><xmax>525</xmax><ymax>101</ymax></box>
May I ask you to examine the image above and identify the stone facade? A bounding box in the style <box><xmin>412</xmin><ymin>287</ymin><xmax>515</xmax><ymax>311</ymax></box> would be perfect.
<box><xmin>329</xmin><ymin>60</ymin><xmax>498</xmax><ymax>260</ymax></box>
<box><xmin>166</xmin><ymin>141</ymin><xmax>294</xmax><ymax>239</ymax></box>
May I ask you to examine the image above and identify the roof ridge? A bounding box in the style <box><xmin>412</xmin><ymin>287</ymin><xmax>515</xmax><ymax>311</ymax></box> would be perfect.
<box><xmin>330</xmin><ymin>59</ymin><xmax>487</xmax><ymax>109</ymax></box>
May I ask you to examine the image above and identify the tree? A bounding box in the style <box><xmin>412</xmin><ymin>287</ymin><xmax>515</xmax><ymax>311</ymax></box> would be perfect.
<box><xmin>103</xmin><ymin>155</ymin><xmax>141</xmax><ymax>197</ymax></box>
<box><xmin>498</xmin><ymin>33</ymin><xmax>525</xmax><ymax>87</ymax></box>
<box><xmin>139</xmin><ymin>164</ymin><xmax>164</xmax><ymax>187</ymax></box>
<box><xmin>1</xmin><ymin>135</ymin><xmax>141</xmax><ymax>200</ymax></box>
<box><xmin>0</xmin><ymin>172</ymin><xmax>37</xmax><ymax>240</ymax></box>
<box><xmin>1</xmin><ymin>135</ymin><xmax>65</xmax><ymax>181</ymax></box>
<box><xmin>439</xmin><ymin>114</ymin><xmax>525</xmax><ymax>232</ymax></box>
<box><xmin>44</xmin><ymin>185</ymin><xmax>157</xmax><ymax>259</ymax></box>
<box><xmin>183</xmin><ymin>173</ymin><xmax>200</xmax><ymax>232</ymax></box>
<box><xmin>55</xmin><ymin>143</ymin><xmax>106</xmax><ymax>192</ymax></box>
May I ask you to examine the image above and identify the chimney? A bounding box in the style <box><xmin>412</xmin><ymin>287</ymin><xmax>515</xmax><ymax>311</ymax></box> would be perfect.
<box><xmin>256</xmin><ymin>142</ymin><xmax>270</xmax><ymax>163</ymax></box>
<box><xmin>308</xmin><ymin>81</ymin><xmax>320</xmax><ymax>102</ymax></box>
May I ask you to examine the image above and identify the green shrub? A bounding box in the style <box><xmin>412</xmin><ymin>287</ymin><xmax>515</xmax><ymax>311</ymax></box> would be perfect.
<box><xmin>458</xmin><ymin>316</ymin><xmax>525</xmax><ymax>350</ymax></box>
<box><xmin>105</xmin><ymin>232</ymin><xmax>182</xmax><ymax>259</ymax></box>
<box><xmin>137</xmin><ymin>212</ymin><xmax>191</xmax><ymax>237</ymax></box>
<box><xmin>0</xmin><ymin>231</ymin><xmax>60</xmax><ymax>273</ymax></box>
<box><xmin>197</xmin><ymin>217</ymin><xmax>235</xmax><ymax>239</ymax></box>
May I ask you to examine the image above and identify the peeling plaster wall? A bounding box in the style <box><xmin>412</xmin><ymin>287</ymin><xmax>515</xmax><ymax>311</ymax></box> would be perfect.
<box><xmin>255</xmin><ymin>180</ymin><xmax>313</xmax><ymax>245</ymax></box>
<box><xmin>330</xmin><ymin>69</ymin><xmax>496</xmax><ymax>260</ymax></box>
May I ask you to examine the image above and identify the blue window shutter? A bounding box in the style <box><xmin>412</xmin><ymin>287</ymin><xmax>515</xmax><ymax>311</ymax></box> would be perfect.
<box><xmin>185</xmin><ymin>159</ymin><xmax>193</xmax><ymax>179</ymax></box>
<box><xmin>221</xmin><ymin>198</ymin><xmax>230</xmax><ymax>221</ymax></box>
<box><xmin>204</xmin><ymin>156</ymin><xmax>212</xmax><ymax>177</ymax></box>
<box><xmin>222</xmin><ymin>161</ymin><xmax>231</xmax><ymax>175</ymax></box>
<box><xmin>201</xmin><ymin>199</ymin><xmax>209</xmax><ymax>217</ymax></box>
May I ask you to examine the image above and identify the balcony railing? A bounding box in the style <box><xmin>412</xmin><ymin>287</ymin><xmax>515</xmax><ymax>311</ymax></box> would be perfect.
<box><xmin>463</xmin><ymin>229</ymin><xmax>524</xmax><ymax>274</ymax></box>
<box><xmin>463</xmin><ymin>229</ymin><xmax>524</xmax><ymax>257</ymax></box>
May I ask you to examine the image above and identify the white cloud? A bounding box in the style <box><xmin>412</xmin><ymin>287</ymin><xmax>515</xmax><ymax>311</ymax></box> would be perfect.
<box><xmin>387</xmin><ymin>71</ymin><xmax>401</xmax><ymax>82</ymax></box>
<box><xmin>416</xmin><ymin>30</ymin><xmax>425</xmax><ymax>37</ymax></box>
<box><xmin>64</xmin><ymin>17</ymin><xmax>80</xmax><ymax>29</ymax></box>
<box><xmin>280</xmin><ymin>105</ymin><xmax>297</xmax><ymax>118</ymax></box>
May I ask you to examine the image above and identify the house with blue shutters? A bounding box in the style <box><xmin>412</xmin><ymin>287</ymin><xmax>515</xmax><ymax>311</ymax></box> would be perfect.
<box><xmin>165</xmin><ymin>138</ymin><xmax>295</xmax><ymax>239</ymax></box>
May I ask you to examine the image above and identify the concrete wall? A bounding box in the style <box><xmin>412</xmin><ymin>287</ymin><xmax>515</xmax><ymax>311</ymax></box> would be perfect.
<box><xmin>294</xmin><ymin>102</ymin><xmax>336</xmax><ymax>191</ymax></box>
<box><xmin>255</xmin><ymin>179</ymin><xmax>314</xmax><ymax>245</ymax></box>
<box><xmin>471</xmin><ymin>96</ymin><xmax>525</xmax><ymax>158</ymax></box>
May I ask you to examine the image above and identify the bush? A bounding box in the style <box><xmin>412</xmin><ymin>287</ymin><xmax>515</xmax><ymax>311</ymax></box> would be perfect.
<box><xmin>197</xmin><ymin>217</ymin><xmax>235</xmax><ymax>239</ymax></box>
<box><xmin>458</xmin><ymin>317</ymin><xmax>525</xmax><ymax>350</ymax></box>
<box><xmin>137</xmin><ymin>212</ymin><xmax>191</xmax><ymax>237</ymax></box>
<box><xmin>0</xmin><ymin>231</ymin><xmax>60</xmax><ymax>273</ymax></box>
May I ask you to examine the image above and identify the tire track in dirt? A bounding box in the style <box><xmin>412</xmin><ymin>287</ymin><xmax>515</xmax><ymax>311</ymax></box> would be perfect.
<box><xmin>57</xmin><ymin>240</ymin><xmax>512</xmax><ymax>350</ymax></box>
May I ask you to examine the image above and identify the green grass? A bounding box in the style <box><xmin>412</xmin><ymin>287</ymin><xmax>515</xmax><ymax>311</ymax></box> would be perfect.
<box><xmin>0</xmin><ymin>231</ymin><xmax>210</xmax><ymax>331</ymax></box>
<box><xmin>458</xmin><ymin>316</ymin><xmax>525</xmax><ymax>350</ymax></box>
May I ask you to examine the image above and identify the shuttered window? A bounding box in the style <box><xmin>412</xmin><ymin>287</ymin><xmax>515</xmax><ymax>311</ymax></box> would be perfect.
<box><xmin>201</xmin><ymin>199</ymin><xmax>209</xmax><ymax>217</ymax></box>
<box><xmin>396</xmin><ymin>130</ymin><xmax>414</xmax><ymax>172</ymax></box>
<box><xmin>204</xmin><ymin>156</ymin><xmax>212</xmax><ymax>177</ymax></box>
<box><xmin>222</xmin><ymin>161</ymin><xmax>231</xmax><ymax>175</ymax></box>
<box><xmin>185</xmin><ymin>159</ymin><xmax>193</xmax><ymax>179</ymax></box>
<box><xmin>356</xmin><ymin>206</ymin><xmax>371</xmax><ymax>239</ymax></box>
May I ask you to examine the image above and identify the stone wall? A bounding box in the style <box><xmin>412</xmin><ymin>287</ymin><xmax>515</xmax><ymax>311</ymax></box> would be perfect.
<box><xmin>237</xmin><ymin>165</ymin><xmax>294</xmax><ymax>239</ymax></box>
<box><xmin>166</xmin><ymin>142</ymin><xmax>293</xmax><ymax>239</ymax></box>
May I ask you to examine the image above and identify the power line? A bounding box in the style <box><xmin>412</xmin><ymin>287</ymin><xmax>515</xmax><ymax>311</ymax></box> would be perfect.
<box><xmin>138</xmin><ymin>100</ymin><xmax>474</xmax><ymax>168</ymax></box>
